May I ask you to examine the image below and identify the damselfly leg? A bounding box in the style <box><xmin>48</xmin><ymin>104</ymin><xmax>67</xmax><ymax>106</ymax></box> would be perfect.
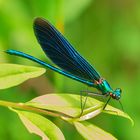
<box><xmin>79</xmin><ymin>90</ymin><xmax>106</xmax><ymax>116</ymax></box>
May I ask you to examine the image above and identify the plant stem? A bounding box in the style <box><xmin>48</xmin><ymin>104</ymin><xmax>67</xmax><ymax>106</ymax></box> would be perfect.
<box><xmin>0</xmin><ymin>100</ymin><xmax>73</xmax><ymax>118</ymax></box>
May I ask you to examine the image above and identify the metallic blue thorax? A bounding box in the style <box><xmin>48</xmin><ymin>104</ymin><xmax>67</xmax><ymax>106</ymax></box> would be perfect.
<box><xmin>95</xmin><ymin>79</ymin><xmax>121</xmax><ymax>100</ymax></box>
<box><xmin>96</xmin><ymin>79</ymin><xmax>113</xmax><ymax>95</ymax></box>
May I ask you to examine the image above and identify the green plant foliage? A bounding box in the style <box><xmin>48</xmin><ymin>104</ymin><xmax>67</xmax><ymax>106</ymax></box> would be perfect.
<box><xmin>26</xmin><ymin>94</ymin><xmax>133</xmax><ymax>124</ymax></box>
<box><xmin>13</xmin><ymin>109</ymin><xmax>65</xmax><ymax>140</ymax></box>
<box><xmin>73</xmin><ymin>121</ymin><xmax>117</xmax><ymax>140</ymax></box>
<box><xmin>0</xmin><ymin>61</ymin><xmax>134</xmax><ymax>140</ymax></box>
<box><xmin>0</xmin><ymin>64</ymin><xmax>46</xmax><ymax>89</ymax></box>
<box><xmin>10</xmin><ymin>93</ymin><xmax>133</xmax><ymax>140</ymax></box>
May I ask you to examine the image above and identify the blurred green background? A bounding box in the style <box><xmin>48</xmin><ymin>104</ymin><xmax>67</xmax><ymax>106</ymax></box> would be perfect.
<box><xmin>0</xmin><ymin>0</ymin><xmax>140</xmax><ymax>139</ymax></box>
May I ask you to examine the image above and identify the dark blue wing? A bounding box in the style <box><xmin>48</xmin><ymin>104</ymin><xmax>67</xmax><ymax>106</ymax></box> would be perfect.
<box><xmin>33</xmin><ymin>17</ymin><xmax>101</xmax><ymax>82</ymax></box>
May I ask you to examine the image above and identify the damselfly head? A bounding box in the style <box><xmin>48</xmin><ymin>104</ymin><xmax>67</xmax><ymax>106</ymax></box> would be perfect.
<box><xmin>113</xmin><ymin>88</ymin><xmax>122</xmax><ymax>100</ymax></box>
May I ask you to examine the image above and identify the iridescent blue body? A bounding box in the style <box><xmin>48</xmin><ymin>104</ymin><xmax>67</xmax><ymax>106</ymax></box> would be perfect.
<box><xmin>6</xmin><ymin>17</ymin><xmax>122</xmax><ymax>101</ymax></box>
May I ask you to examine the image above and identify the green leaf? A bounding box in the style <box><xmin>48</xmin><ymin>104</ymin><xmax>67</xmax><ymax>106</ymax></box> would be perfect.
<box><xmin>0</xmin><ymin>63</ymin><xmax>46</xmax><ymax>89</ymax></box>
<box><xmin>26</xmin><ymin>93</ymin><xmax>133</xmax><ymax>125</ymax></box>
<box><xmin>12</xmin><ymin>109</ymin><xmax>65</xmax><ymax>140</ymax></box>
<box><xmin>73</xmin><ymin>121</ymin><xmax>117</xmax><ymax>140</ymax></box>
<box><xmin>103</xmin><ymin>105</ymin><xmax>134</xmax><ymax>126</ymax></box>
